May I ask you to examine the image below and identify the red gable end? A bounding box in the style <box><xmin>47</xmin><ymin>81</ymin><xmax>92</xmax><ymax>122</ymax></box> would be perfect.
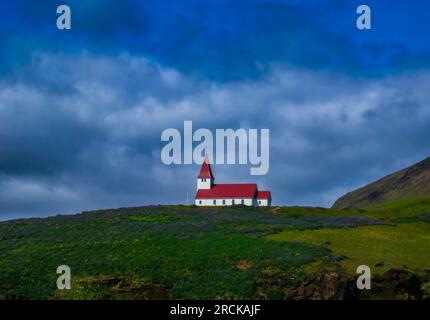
<box><xmin>195</xmin><ymin>184</ymin><xmax>257</xmax><ymax>199</ymax></box>
<box><xmin>256</xmin><ymin>191</ymin><xmax>271</xmax><ymax>200</ymax></box>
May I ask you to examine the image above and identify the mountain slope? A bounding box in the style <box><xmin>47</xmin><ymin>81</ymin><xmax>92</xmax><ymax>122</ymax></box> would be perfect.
<box><xmin>332</xmin><ymin>157</ymin><xmax>430</xmax><ymax>209</ymax></box>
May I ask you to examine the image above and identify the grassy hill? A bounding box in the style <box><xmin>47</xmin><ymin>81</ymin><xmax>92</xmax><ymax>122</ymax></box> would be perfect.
<box><xmin>333</xmin><ymin>157</ymin><xmax>430</xmax><ymax>209</ymax></box>
<box><xmin>1</xmin><ymin>201</ymin><xmax>430</xmax><ymax>300</ymax></box>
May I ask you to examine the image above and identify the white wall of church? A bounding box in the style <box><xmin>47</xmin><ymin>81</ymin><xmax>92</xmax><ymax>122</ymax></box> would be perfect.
<box><xmin>197</xmin><ymin>178</ymin><xmax>212</xmax><ymax>190</ymax></box>
<box><xmin>195</xmin><ymin>198</ymin><xmax>254</xmax><ymax>206</ymax></box>
<box><xmin>257</xmin><ymin>199</ymin><xmax>269</xmax><ymax>206</ymax></box>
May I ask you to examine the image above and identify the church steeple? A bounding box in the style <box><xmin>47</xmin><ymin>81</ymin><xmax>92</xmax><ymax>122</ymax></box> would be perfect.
<box><xmin>197</xmin><ymin>155</ymin><xmax>214</xmax><ymax>179</ymax></box>
<box><xmin>197</xmin><ymin>155</ymin><xmax>214</xmax><ymax>190</ymax></box>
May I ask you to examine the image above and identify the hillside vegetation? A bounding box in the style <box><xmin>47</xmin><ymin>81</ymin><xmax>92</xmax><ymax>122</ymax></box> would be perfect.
<box><xmin>1</xmin><ymin>200</ymin><xmax>430</xmax><ymax>300</ymax></box>
<box><xmin>333</xmin><ymin>157</ymin><xmax>430</xmax><ymax>209</ymax></box>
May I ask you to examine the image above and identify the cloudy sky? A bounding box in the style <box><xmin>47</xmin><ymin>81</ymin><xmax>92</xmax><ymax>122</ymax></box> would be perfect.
<box><xmin>1</xmin><ymin>0</ymin><xmax>430</xmax><ymax>220</ymax></box>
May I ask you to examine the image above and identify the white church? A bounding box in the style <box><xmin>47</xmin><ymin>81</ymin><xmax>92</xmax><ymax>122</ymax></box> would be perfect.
<box><xmin>194</xmin><ymin>156</ymin><xmax>272</xmax><ymax>207</ymax></box>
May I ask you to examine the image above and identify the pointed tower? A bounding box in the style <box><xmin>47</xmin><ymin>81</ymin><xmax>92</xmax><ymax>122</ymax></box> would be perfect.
<box><xmin>197</xmin><ymin>155</ymin><xmax>214</xmax><ymax>190</ymax></box>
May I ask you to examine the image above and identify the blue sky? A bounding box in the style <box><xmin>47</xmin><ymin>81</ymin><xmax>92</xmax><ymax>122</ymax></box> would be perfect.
<box><xmin>3</xmin><ymin>0</ymin><xmax>430</xmax><ymax>78</ymax></box>
<box><xmin>1</xmin><ymin>0</ymin><xmax>430</xmax><ymax>219</ymax></box>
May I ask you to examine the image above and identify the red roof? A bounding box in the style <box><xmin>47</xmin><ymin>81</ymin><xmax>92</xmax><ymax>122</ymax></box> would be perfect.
<box><xmin>195</xmin><ymin>184</ymin><xmax>257</xmax><ymax>199</ymax></box>
<box><xmin>197</xmin><ymin>156</ymin><xmax>214</xmax><ymax>179</ymax></box>
<box><xmin>256</xmin><ymin>191</ymin><xmax>271</xmax><ymax>200</ymax></box>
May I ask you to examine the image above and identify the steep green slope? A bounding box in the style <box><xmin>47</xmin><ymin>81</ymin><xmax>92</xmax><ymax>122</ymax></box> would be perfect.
<box><xmin>333</xmin><ymin>157</ymin><xmax>430</xmax><ymax>209</ymax></box>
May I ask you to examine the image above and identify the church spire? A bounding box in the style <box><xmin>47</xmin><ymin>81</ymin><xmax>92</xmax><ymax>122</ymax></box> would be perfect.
<box><xmin>197</xmin><ymin>155</ymin><xmax>214</xmax><ymax>179</ymax></box>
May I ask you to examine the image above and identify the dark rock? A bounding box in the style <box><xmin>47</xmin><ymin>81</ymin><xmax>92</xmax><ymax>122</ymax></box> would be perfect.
<box><xmin>285</xmin><ymin>268</ymin><xmax>424</xmax><ymax>300</ymax></box>
<box><xmin>377</xmin><ymin>268</ymin><xmax>422</xmax><ymax>299</ymax></box>
<box><xmin>285</xmin><ymin>271</ymin><xmax>358</xmax><ymax>300</ymax></box>
<box><xmin>360</xmin><ymin>268</ymin><xmax>423</xmax><ymax>300</ymax></box>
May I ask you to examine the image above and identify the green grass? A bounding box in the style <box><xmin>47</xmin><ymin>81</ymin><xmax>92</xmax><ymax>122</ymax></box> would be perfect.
<box><xmin>267</xmin><ymin>222</ymin><xmax>430</xmax><ymax>275</ymax></box>
<box><xmin>128</xmin><ymin>213</ymin><xmax>194</xmax><ymax>223</ymax></box>
<box><xmin>0</xmin><ymin>206</ymin><xmax>336</xmax><ymax>299</ymax></box>
<box><xmin>278</xmin><ymin>197</ymin><xmax>430</xmax><ymax>222</ymax></box>
<box><xmin>1</xmin><ymin>199</ymin><xmax>430</xmax><ymax>299</ymax></box>
<box><xmin>360</xmin><ymin>197</ymin><xmax>430</xmax><ymax>221</ymax></box>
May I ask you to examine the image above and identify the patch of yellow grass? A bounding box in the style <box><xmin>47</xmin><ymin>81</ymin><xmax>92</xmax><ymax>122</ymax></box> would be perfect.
<box><xmin>267</xmin><ymin>222</ymin><xmax>430</xmax><ymax>275</ymax></box>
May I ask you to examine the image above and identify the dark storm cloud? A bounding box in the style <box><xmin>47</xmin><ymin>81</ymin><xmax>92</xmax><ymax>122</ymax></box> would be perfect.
<box><xmin>1</xmin><ymin>52</ymin><xmax>430</xmax><ymax>220</ymax></box>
